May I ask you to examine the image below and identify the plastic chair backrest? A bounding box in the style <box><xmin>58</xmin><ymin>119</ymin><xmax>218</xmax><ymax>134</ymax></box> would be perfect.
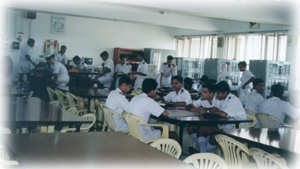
<box><xmin>55</xmin><ymin>89</ymin><xmax>68</xmax><ymax>107</ymax></box>
<box><xmin>239</xmin><ymin>114</ymin><xmax>257</xmax><ymax>128</ymax></box>
<box><xmin>184</xmin><ymin>153</ymin><xmax>228</xmax><ymax>169</ymax></box>
<box><xmin>46</xmin><ymin>87</ymin><xmax>56</xmax><ymax>102</ymax></box>
<box><xmin>122</xmin><ymin>112</ymin><xmax>143</xmax><ymax>141</ymax></box>
<box><xmin>150</xmin><ymin>138</ymin><xmax>182</xmax><ymax>159</ymax></box>
<box><xmin>255</xmin><ymin>112</ymin><xmax>283</xmax><ymax>128</ymax></box>
<box><xmin>251</xmin><ymin>148</ymin><xmax>289</xmax><ymax>169</ymax></box>
<box><xmin>80</xmin><ymin>113</ymin><xmax>96</xmax><ymax>131</ymax></box>
<box><xmin>245</xmin><ymin>108</ymin><xmax>256</xmax><ymax>116</ymax></box>
<box><xmin>249</xmin><ymin>148</ymin><xmax>288</xmax><ymax>167</ymax></box>
<box><xmin>102</xmin><ymin>106</ymin><xmax>119</xmax><ymax>131</ymax></box>
<box><xmin>215</xmin><ymin>134</ymin><xmax>250</xmax><ymax>168</ymax></box>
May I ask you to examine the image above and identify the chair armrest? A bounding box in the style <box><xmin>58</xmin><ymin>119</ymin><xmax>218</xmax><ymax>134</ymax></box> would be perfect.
<box><xmin>144</xmin><ymin>123</ymin><xmax>169</xmax><ymax>138</ymax></box>
<box><xmin>61</xmin><ymin>128</ymin><xmax>76</xmax><ymax>133</ymax></box>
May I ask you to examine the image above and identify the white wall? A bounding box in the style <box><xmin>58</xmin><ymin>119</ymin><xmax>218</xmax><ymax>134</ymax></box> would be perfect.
<box><xmin>5</xmin><ymin>9</ymin><xmax>176</xmax><ymax>67</ymax></box>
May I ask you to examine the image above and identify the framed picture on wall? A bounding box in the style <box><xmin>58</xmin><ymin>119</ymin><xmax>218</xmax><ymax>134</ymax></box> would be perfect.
<box><xmin>51</xmin><ymin>16</ymin><xmax>65</xmax><ymax>34</ymax></box>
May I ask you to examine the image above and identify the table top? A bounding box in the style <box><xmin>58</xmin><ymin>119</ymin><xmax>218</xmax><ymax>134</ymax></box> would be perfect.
<box><xmin>222</xmin><ymin>128</ymin><xmax>300</xmax><ymax>154</ymax></box>
<box><xmin>152</xmin><ymin>110</ymin><xmax>253</xmax><ymax>126</ymax></box>
<box><xmin>5</xmin><ymin>132</ymin><xmax>189</xmax><ymax>169</ymax></box>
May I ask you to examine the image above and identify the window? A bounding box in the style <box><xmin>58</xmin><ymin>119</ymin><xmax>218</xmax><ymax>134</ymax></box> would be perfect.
<box><xmin>176</xmin><ymin>36</ymin><xmax>217</xmax><ymax>59</ymax></box>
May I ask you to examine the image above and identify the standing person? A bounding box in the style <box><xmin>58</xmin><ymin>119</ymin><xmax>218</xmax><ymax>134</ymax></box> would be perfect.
<box><xmin>133</xmin><ymin>52</ymin><xmax>148</xmax><ymax>90</ymax></box>
<box><xmin>244</xmin><ymin>78</ymin><xmax>265</xmax><ymax>113</ymax></box>
<box><xmin>238</xmin><ymin>61</ymin><xmax>255</xmax><ymax>105</ymax></box>
<box><xmin>163</xmin><ymin>76</ymin><xmax>192</xmax><ymax>107</ymax></box>
<box><xmin>55</xmin><ymin>45</ymin><xmax>67</xmax><ymax>64</ymax></box>
<box><xmin>129</xmin><ymin>78</ymin><xmax>169</xmax><ymax>141</ymax></box>
<box><xmin>159</xmin><ymin>55</ymin><xmax>177</xmax><ymax>88</ymax></box>
<box><xmin>97</xmin><ymin>51</ymin><xmax>114</xmax><ymax>89</ymax></box>
<box><xmin>47</xmin><ymin>55</ymin><xmax>70</xmax><ymax>91</ymax></box>
<box><xmin>105</xmin><ymin>75</ymin><xmax>132</xmax><ymax>132</ymax></box>
<box><xmin>258</xmin><ymin>84</ymin><xmax>298</xmax><ymax>123</ymax></box>
<box><xmin>198</xmin><ymin>75</ymin><xmax>209</xmax><ymax>93</ymax></box>
<box><xmin>18</xmin><ymin>38</ymin><xmax>36</xmax><ymax>93</ymax></box>
<box><xmin>115</xmin><ymin>55</ymin><xmax>132</xmax><ymax>88</ymax></box>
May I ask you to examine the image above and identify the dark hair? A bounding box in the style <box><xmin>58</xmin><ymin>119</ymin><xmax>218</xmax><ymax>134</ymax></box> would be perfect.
<box><xmin>61</xmin><ymin>45</ymin><xmax>67</xmax><ymax>49</ymax></box>
<box><xmin>215</xmin><ymin>81</ymin><xmax>230</xmax><ymax>93</ymax></box>
<box><xmin>167</xmin><ymin>55</ymin><xmax>174</xmax><ymax>60</ymax></box>
<box><xmin>46</xmin><ymin>54</ymin><xmax>55</xmax><ymax>61</ymax></box>
<box><xmin>118</xmin><ymin>75</ymin><xmax>132</xmax><ymax>86</ymax></box>
<box><xmin>271</xmin><ymin>84</ymin><xmax>284</xmax><ymax>98</ymax></box>
<box><xmin>137</xmin><ymin>52</ymin><xmax>144</xmax><ymax>59</ymax></box>
<box><xmin>142</xmin><ymin>78</ymin><xmax>157</xmax><ymax>94</ymax></box>
<box><xmin>200</xmin><ymin>75</ymin><xmax>209</xmax><ymax>82</ymax></box>
<box><xmin>184</xmin><ymin>77</ymin><xmax>193</xmax><ymax>90</ymax></box>
<box><xmin>202</xmin><ymin>84</ymin><xmax>216</xmax><ymax>93</ymax></box>
<box><xmin>27</xmin><ymin>38</ymin><xmax>35</xmax><ymax>44</ymax></box>
<box><xmin>100</xmin><ymin>51</ymin><xmax>109</xmax><ymax>57</ymax></box>
<box><xmin>172</xmin><ymin>76</ymin><xmax>183</xmax><ymax>84</ymax></box>
<box><xmin>73</xmin><ymin>55</ymin><xmax>80</xmax><ymax>62</ymax></box>
<box><xmin>253</xmin><ymin>78</ymin><xmax>264</xmax><ymax>88</ymax></box>
<box><xmin>238</xmin><ymin>61</ymin><xmax>247</xmax><ymax>67</ymax></box>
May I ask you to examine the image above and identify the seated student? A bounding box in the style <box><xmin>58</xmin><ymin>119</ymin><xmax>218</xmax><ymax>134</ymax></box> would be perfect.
<box><xmin>189</xmin><ymin>84</ymin><xmax>220</xmax><ymax>152</ymax></box>
<box><xmin>70</xmin><ymin>55</ymin><xmax>87</xmax><ymax>70</ymax></box>
<box><xmin>184</xmin><ymin>77</ymin><xmax>199</xmax><ymax>94</ymax></box>
<box><xmin>244</xmin><ymin>78</ymin><xmax>265</xmax><ymax>113</ymax></box>
<box><xmin>105</xmin><ymin>75</ymin><xmax>132</xmax><ymax>132</ymax></box>
<box><xmin>129</xmin><ymin>78</ymin><xmax>169</xmax><ymax>141</ymax></box>
<box><xmin>198</xmin><ymin>75</ymin><xmax>209</xmax><ymax>93</ymax></box>
<box><xmin>258</xmin><ymin>84</ymin><xmax>298</xmax><ymax>123</ymax></box>
<box><xmin>215</xmin><ymin>81</ymin><xmax>246</xmax><ymax>121</ymax></box>
<box><xmin>163</xmin><ymin>76</ymin><xmax>192</xmax><ymax>107</ymax></box>
<box><xmin>47</xmin><ymin>55</ymin><xmax>70</xmax><ymax>91</ymax></box>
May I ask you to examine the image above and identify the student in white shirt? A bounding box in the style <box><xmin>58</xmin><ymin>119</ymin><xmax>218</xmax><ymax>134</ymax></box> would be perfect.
<box><xmin>258</xmin><ymin>84</ymin><xmax>298</xmax><ymax>123</ymax></box>
<box><xmin>189</xmin><ymin>84</ymin><xmax>220</xmax><ymax>152</ymax></box>
<box><xmin>19</xmin><ymin>38</ymin><xmax>36</xmax><ymax>93</ymax></box>
<box><xmin>133</xmin><ymin>52</ymin><xmax>148</xmax><ymax>90</ymax></box>
<box><xmin>215</xmin><ymin>81</ymin><xmax>246</xmax><ymax>121</ymax></box>
<box><xmin>97</xmin><ymin>51</ymin><xmax>114</xmax><ymax>89</ymax></box>
<box><xmin>198</xmin><ymin>75</ymin><xmax>209</xmax><ymax>93</ymax></box>
<box><xmin>55</xmin><ymin>45</ymin><xmax>67</xmax><ymax>64</ymax></box>
<box><xmin>159</xmin><ymin>55</ymin><xmax>177</xmax><ymax>88</ymax></box>
<box><xmin>105</xmin><ymin>75</ymin><xmax>132</xmax><ymax>132</ymax></box>
<box><xmin>238</xmin><ymin>61</ymin><xmax>255</xmax><ymax>105</ymax></box>
<box><xmin>244</xmin><ymin>78</ymin><xmax>265</xmax><ymax>113</ymax></box>
<box><xmin>115</xmin><ymin>55</ymin><xmax>132</xmax><ymax>88</ymax></box>
<box><xmin>129</xmin><ymin>78</ymin><xmax>169</xmax><ymax>141</ymax></box>
<box><xmin>47</xmin><ymin>55</ymin><xmax>70</xmax><ymax>91</ymax></box>
<box><xmin>163</xmin><ymin>76</ymin><xmax>192</xmax><ymax>107</ymax></box>
<box><xmin>70</xmin><ymin>55</ymin><xmax>87</xmax><ymax>70</ymax></box>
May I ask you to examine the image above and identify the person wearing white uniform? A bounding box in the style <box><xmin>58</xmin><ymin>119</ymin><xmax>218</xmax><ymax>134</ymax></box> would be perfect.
<box><xmin>164</xmin><ymin>76</ymin><xmax>192</xmax><ymax>107</ymax></box>
<box><xmin>55</xmin><ymin>45</ymin><xmax>67</xmax><ymax>64</ymax></box>
<box><xmin>115</xmin><ymin>55</ymin><xmax>132</xmax><ymax>88</ymax></box>
<box><xmin>238</xmin><ymin>61</ymin><xmax>255</xmax><ymax>105</ymax></box>
<box><xmin>47</xmin><ymin>55</ymin><xmax>70</xmax><ymax>91</ymax></box>
<box><xmin>18</xmin><ymin>38</ymin><xmax>36</xmax><ymax>93</ymax></box>
<box><xmin>159</xmin><ymin>55</ymin><xmax>177</xmax><ymax>88</ymax></box>
<box><xmin>97</xmin><ymin>51</ymin><xmax>114</xmax><ymax>89</ymax></box>
<box><xmin>189</xmin><ymin>84</ymin><xmax>221</xmax><ymax>152</ymax></box>
<box><xmin>258</xmin><ymin>84</ymin><xmax>298</xmax><ymax>124</ymax></box>
<box><xmin>244</xmin><ymin>78</ymin><xmax>265</xmax><ymax>113</ymax></box>
<box><xmin>70</xmin><ymin>56</ymin><xmax>87</xmax><ymax>70</ymax></box>
<box><xmin>133</xmin><ymin>53</ymin><xmax>148</xmax><ymax>90</ymax></box>
<box><xmin>129</xmin><ymin>78</ymin><xmax>169</xmax><ymax>141</ymax></box>
<box><xmin>105</xmin><ymin>75</ymin><xmax>132</xmax><ymax>132</ymax></box>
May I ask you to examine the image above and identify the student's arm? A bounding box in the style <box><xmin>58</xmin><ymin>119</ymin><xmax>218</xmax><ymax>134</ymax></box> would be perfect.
<box><xmin>242</xmin><ymin>77</ymin><xmax>255</xmax><ymax>89</ymax></box>
<box><xmin>25</xmin><ymin>55</ymin><xmax>36</xmax><ymax>66</ymax></box>
<box><xmin>160</xmin><ymin>72</ymin><xmax>163</xmax><ymax>88</ymax></box>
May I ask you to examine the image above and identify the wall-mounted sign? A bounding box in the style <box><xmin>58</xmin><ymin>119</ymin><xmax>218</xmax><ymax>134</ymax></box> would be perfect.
<box><xmin>51</xmin><ymin>16</ymin><xmax>65</xmax><ymax>34</ymax></box>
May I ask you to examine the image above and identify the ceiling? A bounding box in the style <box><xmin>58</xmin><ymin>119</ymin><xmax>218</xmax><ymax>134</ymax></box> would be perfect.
<box><xmin>4</xmin><ymin>0</ymin><xmax>296</xmax><ymax>31</ymax></box>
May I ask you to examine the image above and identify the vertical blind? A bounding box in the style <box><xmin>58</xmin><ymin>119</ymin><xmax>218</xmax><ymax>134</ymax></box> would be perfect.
<box><xmin>176</xmin><ymin>33</ymin><xmax>288</xmax><ymax>62</ymax></box>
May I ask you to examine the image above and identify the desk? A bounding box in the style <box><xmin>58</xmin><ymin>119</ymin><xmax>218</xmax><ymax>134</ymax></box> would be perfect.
<box><xmin>152</xmin><ymin>110</ymin><xmax>253</xmax><ymax>145</ymax></box>
<box><xmin>5</xmin><ymin>132</ymin><xmax>189</xmax><ymax>169</ymax></box>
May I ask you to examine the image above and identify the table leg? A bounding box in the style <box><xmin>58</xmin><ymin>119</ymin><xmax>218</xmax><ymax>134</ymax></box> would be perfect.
<box><xmin>179</xmin><ymin>125</ymin><xmax>184</xmax><ymax>145</ymax></box>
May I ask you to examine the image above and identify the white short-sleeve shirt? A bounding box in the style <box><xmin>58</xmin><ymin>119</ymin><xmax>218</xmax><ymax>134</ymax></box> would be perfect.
<box><xmin>164</xmin><ymin>88</ymin><xmax>192</xmax><ymax>105</ymax></box>
<box><xmin>218</xmin><ymin>93</ymin><xmax>246</xmax><ymax>120</ymax></box>
<box><xmin>116</xmin><ymin>63</ymin><xmax>132</xmax><ymax>74</ymax></box>
<box><xmin>258</xmin><ymin>96</ymin><xmax>298</xmax><ymax>122</ymax></box>
<box><xmin>105</xmin><ymin>88</ymin><xmax>130</xmax><ymax>132</ymax></box>
<box><xmin>244</xmin><ymin>90</ymin><xmax>265</xmax><ymax>113</ymax></box>
<box><xmin>55</xmin><ymin>52</ymin><xmax>66</xmax><ymax>64</ymax></box>
<box><xmin>19</xmin><ymin>45</ymin><xmax>33</xmax><ymax>73</ymax></box>
<box><xmin>160</xmin><ymin>63</ymin><xmax>177</xmax><ymax>87</ymax></box>
<box><xmin>52</xmin><ymin>61</ymin><xmax>70</xmax><ymax>90</ymax></box>
<box><xmin>129</xmin><ymin>93</ymin><xmax>165</xmax><ymax>141</ymax></box>
<box><xmin>134</xmin><ymin>61</ymin><xmax>148</xmax><ymax>89</ymax></box>
<box><xmin>193</xmin><ymin>96</ymin><xmax>221</xmax><ymax>109</ymax></box>
<box><xmin>240</xmin><ymin>70</ymin><xmax>254</xmax><ymax>89</ymax></box>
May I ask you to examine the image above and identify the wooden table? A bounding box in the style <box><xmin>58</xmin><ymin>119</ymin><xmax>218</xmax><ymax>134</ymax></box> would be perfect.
<box><xmin>220</xmin><ymin>128</ymin><xmax>300</xmax><ymax>164</ymax></box>
<box><xmin>4</xmin><ymin>132</ymin><xmax>190</xmax><ymax>169</ymax></box>
<box><xmin>152</xmin><ymin>110</ymin><xmax>253</xmax><ymax>145</ymax></box>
